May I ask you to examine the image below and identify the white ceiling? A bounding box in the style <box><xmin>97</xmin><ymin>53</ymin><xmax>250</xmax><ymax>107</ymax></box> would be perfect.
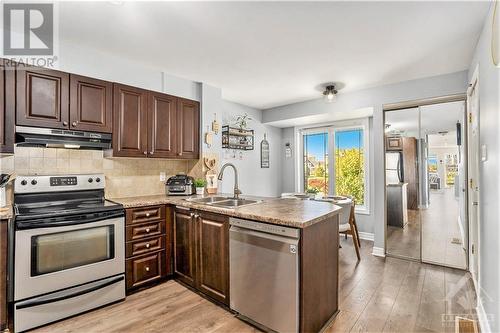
<box><xmin>385</xmin><ymin>101</ymin><xmax>465</xmax><ymax>137</ymax></box>
<box><xmin>59</xmin><ymin>1</ymin><xmax>490</xmax><ymax>109</ymax></box>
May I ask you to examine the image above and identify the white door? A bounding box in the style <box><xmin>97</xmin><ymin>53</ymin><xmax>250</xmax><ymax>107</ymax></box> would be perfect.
<box><xmin>467</xmin><ymin>66</ymin><xmax>480</xmax><ymax>285</ymax></box>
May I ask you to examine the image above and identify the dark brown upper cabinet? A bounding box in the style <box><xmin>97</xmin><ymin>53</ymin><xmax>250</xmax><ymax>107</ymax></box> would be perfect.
<box><xmin>112</xmin><ymin>85</ymin><xmax>199</xmax><ymax>159</ymax></box>
<box><xmin>0</xmin><ymin>60</ymin><xmax>15</xmax><ymax>154</ymax></box>
<box><xmin>112</xmin><ymin>83</ymin><xmax>149</xmax><ymax>157</ymax></box>
<box><xmin>16</xmin><ymin>67</ymin><xmax>69</xmax><ymax>129</ymax></box>
<box><xmin>148</xmin><ymin>92</ymin><xmax>177</xmax><ymax>158</ymax></box>
<box><xmin>69</xmin><ymin>74</ymin><xmax>113</xmax><ymax>133</ymax></box>
<box><xmin>177</xmin><ymin>98</ymin><xmax>200</xmax><ymax>159</ymax></box>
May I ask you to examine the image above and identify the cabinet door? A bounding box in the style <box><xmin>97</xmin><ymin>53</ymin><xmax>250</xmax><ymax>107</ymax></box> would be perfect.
<box><xmin>16</xmin><ymin>67</ymin><xmax>69</xmax><ymax>129</ymax></box>
<box><xmin>112</xmin><ymin>84</ymin><xmax>148</xmax><ymax>157</ymax></box>
<box><xmin>196</xmin><ymin>212</ymin><xmax>229</xmax><ymax>305</ymax></box>
<box><xmin>0</xmin><ymin>61</ymin><xmax>14</xmax><ymax>153</ymax></box>
<box><xmin>148</xmin><ymin>92</ymin><xmax>177</xmax><ymax>158</ymax></box>
<box><xmin>177</xmin><ymin>98</ymin><xmax>199</xmax><ymax>159</ymax></box>
<box><xmin>69</xmin><ymin>74</ymin><xmax>112</xmax><ymax>133</ymax></box>
<box><xmin>174</xmin><ymin>209</ymin><xmax>196</xmax><ymax>287</ymax></box>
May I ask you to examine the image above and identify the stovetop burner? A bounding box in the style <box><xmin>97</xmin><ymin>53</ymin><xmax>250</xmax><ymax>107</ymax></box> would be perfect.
<box><xmin>13</xmin><ymin>174</ymin><xmax>123</xmax><ymax>222</ymax></box>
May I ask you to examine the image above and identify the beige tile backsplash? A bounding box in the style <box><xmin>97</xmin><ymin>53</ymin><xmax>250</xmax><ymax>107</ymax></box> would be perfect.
<box><xmin>0</xmin><ymin>147</ymin><xmax>191</xmax><ymax>198</ymax></box>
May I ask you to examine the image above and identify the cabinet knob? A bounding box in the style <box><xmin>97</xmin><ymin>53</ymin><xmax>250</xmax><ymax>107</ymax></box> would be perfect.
<box><xmin>146</xmin><ymin>243</ymin><xmax>150</xmax><ymax>248</ymax></box>
<box><xmin>145</xmin><ymin>213</ymin><xmax>150</xmax><ymax>217</ymax></box>
<box><xmin>194</xmin><ymin>214</ymin><xmax>199</xmax><ymax>219</ymax></box>
<box><xmin>145</xmin><ymin>228</ymin><xmax>150</xmax><ymax>233</ymax></box>
<box><xmin>190</xmin><ymin>212</ymin><xmax>194</xmax><ymax>217</ymax></box>
<box><xmin>143</xmin><ymin>151</ymin><xmax>147</xmax><ymax>155</ymax></box>
<box><xmin>149</xmin><ymin>151</ymin><xmax>154</xmax><ymax>155</ymax></box>
<box><xmin>63</xmin><ymin>121</ymin><xmax>68</xmax><ymax>126</ymax></box>
<box><xmin>178</xmin><ymin>152</ymin><xmax>182</xmax><ymax>156</ymax></box>
<box><xmin>72</xmin><ymin>121</ymin><xmax>78</xmax><ymax>127</ymax></box>
<box><xmin>145</xmin><ymin>266</ymin><xmax>150</xmax><ymax>272</ymax></box>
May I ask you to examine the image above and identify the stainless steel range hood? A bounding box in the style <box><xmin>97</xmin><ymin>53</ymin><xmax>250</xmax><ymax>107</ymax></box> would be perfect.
<box><xmin>15</xmin><ymin>126</ymin><xmax>112</xmax><ymax>150</ymax></box>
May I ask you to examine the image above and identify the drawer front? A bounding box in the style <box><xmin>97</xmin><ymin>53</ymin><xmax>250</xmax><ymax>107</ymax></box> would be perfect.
<box><xmin>126</xmin><ymin>221</ymin><xmax>164</xmax><ymax>241</ymax></box>
<box><xmin>126</xmin><ymin>205</ymin><xmax>165</xmax><ymax>225</ymax></box>
<box><xmin>126</xmin><ymin>235</ymin><xmax>165</xmax><ymax>257</ymax></box>
<box><xmin>126</xmin><ymin>251</ymin><xmax>166</xmax><ymax>290</ymax></box>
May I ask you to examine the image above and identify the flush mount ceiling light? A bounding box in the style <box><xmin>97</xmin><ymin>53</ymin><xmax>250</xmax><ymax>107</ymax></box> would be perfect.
<box><xmin>323</xmin><ymin>85</ymin><xmax>338</xmax><ymax>103</ymax></box>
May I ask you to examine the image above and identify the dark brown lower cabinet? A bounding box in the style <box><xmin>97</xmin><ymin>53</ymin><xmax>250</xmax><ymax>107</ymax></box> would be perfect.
<box><xmin>125</xmin><ymin>205</ymin><xmax>172</xmax><ymax>292</ymax></box>
<box><xmin>173</xmin><ymin>208</ymin><xmax>229</xmax><ymax>305</ymax></box>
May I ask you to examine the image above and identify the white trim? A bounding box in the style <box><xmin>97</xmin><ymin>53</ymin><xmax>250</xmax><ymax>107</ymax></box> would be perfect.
<box><xmin>477</xmin><ymin>298</ymin><xmax>492</xmax><ymax>333</ymax></box>
<box><xmin>372</xmin><ymin>246</ymin><xmax>385</xmax><ymax>257</ymax></box>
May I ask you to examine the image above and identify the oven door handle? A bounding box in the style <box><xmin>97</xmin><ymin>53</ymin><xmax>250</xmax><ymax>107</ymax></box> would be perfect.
<box><xmin>16</xmin><ymin>210</ymin><xmax>124</xmax><ymax>230</ymax></box>
<box><xmin>15</xmin><ymin>275</ymin><xmax>124</xmax><ymax>310</ymax></box>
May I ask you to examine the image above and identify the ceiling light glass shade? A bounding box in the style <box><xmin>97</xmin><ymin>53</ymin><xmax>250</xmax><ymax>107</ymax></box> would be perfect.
<box><xmin>323</xmin><ymin>85</ymin><xmax>337</xmax><ymax>103</ymax></box>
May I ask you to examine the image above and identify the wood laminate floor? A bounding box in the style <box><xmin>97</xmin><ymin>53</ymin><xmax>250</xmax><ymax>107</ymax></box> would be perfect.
<box><xmin>34</xmin><ymin>239</ymin><xmax>477</xmax><ymax>333</ymax></box>
<box><xmin>386</xmin><ymin>188</ymin><xmax>467</xmax><ymax>269</ymax></box>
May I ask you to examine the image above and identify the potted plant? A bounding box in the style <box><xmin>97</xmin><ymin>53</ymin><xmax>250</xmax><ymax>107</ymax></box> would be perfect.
<box><xmin>194</xmin><ymin>178</ymin><xmax>207</xmax><ymax>195</ymax></box>
<box><xmin>305</xmin><ymin>187</ymin><xmax>319</xmax><ymax>198</ymax></box>
<box><xmin>235</xmin><ymin>113</ymin><xmax>252</xmax><ymax>130</ymax></box>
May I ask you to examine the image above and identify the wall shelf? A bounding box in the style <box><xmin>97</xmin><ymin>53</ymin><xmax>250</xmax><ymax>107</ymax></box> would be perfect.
<box><xmin>222</xmin><ymin>125</ymin><xmax>254</xmax><ymax>150</ymax></box>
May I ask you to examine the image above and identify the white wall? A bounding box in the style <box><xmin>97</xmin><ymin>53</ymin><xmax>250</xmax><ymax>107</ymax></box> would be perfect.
<box><xmin>200</xmin><ymin>84</ymin><xmax>283</xmax><ymax>197</ymax></box>
<box><xmin>468</xmin><ymin>3</ymin><xmax>500</xmax><ymax>332</ymax></box>
<box><xmin>57</xmin><ymin>41</ymin><xmax>201</xmax><ymax>100</ymax></box>
<box><xmin>268</xmin><ymin>71</ymin><xmax>468</xmax><ymax>250</ymax></box>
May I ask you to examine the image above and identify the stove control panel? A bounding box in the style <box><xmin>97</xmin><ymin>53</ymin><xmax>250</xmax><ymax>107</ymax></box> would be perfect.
<box><xmin>50</xmin><ymin>176</ymin><xmax>77</xmax><ymax>186</ymax></box>
<box><xmin>14</xmin><ymin>174</ymin><xmax>105</xmax><ymax>194</ymax></box>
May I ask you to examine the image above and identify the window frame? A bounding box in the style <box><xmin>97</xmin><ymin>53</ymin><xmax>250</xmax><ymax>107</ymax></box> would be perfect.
<box><xmin>296</xmin><ymin>118</ymin><xmax>370</xmax><ymax>214</ymax></box>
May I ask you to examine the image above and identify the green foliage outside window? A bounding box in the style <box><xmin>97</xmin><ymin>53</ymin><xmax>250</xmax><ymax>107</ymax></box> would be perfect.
<box><xmin>335</xmin><ymin>148</ymin><xmax>365</xmax><ymax>205</ymax></box>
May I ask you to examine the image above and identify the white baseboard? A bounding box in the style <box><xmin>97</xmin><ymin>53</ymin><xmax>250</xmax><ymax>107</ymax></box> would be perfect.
<box><xmin>476</xmin><ymin>298</ymin><xmax>491</xmax><ymax>333</ymax></box>
<box><xmin>358</xmin><ymin>232</ymin><xmax>374</xmax><ymax>241</ymax></box>
<box><xmin>342</xmin><ymin>232</ymin><xmax>374</xmax><ymax>242</ymax></box>
<box><xmin>372</xmin><ymin>246</ymin><xmax>385</xmax><ymax>257</ymax></box>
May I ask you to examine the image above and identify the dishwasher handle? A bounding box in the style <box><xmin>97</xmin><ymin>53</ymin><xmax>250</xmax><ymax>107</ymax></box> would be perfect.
<box><xmin>230</xmin><ymin>225</ymin><xmax>300</xmax><ymax>245</ymax></box>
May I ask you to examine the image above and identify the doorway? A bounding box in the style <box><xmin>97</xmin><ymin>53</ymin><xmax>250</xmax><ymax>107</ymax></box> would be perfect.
<box><xmin>384</xmin><ymin>100</ymin><xmax>468</xmax><ymax>270</ymax></box>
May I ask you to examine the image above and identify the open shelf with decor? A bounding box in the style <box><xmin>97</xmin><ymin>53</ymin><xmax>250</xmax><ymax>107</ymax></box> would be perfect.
<box><xmin>222</xmin><ymin>125</ymin><xmax>254</xmax><ymax>150</ymax></box>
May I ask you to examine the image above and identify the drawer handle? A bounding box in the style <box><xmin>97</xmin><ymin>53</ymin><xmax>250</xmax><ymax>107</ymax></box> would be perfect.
<box><xmin>145</xmin><ymin>213</ymin><xmax>151</xmax><ymax>217</ymax></box>
<box><xmin>145</xmin><ymin>228</ymin><xmax>150</xmax><ymax>233</ymax></box>
<box><xmin>145</xmin><ymin>266</ymin><xmax>150</xmax><ymax>272</ymax></box>
<box><xmin>146</xmin><ymin>243</ymin><xmax>150</xmax><ymax>248</ymax></box>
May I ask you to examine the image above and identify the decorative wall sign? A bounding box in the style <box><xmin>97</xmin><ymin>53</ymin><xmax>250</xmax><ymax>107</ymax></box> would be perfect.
<box><xmin>261</xmin><ymin>133</ymin><xmax>270</xmax><ymax>168</ymax></box>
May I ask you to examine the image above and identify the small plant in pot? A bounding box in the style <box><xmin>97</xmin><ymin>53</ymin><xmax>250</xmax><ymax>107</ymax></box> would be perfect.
<box><xmin>305</xmin><ymin>187</ymin><xmax>319</xmax><ymax>198</ymax></box>
<box><xmin>194</xmin><ymin>178</ymin><xmax>207</xmax><ymax>195</ymax></box>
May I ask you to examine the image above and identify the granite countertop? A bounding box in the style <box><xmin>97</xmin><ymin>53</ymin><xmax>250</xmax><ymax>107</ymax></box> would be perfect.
<box><xmin>0</xmin><ymin>205</ymin><xmax>13</xmax><ymax>220</ymax></box>
<box><xmin>110</xmin><ymin>194</ymin><xmax>341</xmax><ymax>228</ymax></box>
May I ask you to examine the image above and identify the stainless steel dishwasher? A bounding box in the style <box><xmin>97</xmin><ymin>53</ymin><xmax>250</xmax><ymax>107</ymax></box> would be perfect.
<box><xmin>229</xmin><ymin>217</ymin><xmax>300</xmax><ymax>333</ymax></box>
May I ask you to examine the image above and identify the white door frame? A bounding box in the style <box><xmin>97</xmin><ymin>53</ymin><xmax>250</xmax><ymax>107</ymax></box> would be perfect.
<box><xmin>467</xmin><ymin>64</ymin><xmax>480</xmax><ymax>289</ymax></box>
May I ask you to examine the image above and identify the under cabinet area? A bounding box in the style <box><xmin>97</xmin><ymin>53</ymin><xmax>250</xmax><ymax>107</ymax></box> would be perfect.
<box><xmin>173</xmin><ymin>207</ymin><xmax>229</xmax><ymax>305</ymax></box>
<box><xmin>125</xmin><ymin>205</ymin><xmax>172</xmax><ymax>291</ymax></box>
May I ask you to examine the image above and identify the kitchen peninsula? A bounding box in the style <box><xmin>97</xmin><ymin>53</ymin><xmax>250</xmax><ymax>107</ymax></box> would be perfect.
<box><xmin>111</xmin><ymin>194</ymin><xmax>341</xmax><ymax>333</ymax></box>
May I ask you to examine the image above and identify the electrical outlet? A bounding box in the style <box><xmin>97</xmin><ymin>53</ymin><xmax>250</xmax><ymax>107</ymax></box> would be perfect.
<box><xmin>160</xmin><ymin>172</ymin><xmax>166</xmax><ymax>181</ymax></box>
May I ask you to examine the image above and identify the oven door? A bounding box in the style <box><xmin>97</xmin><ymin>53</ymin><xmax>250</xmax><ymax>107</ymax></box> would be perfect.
<box><xmin>14</xmin><ymin>210</ymin><xmax>125</xmax><ymax>301</ymax></box>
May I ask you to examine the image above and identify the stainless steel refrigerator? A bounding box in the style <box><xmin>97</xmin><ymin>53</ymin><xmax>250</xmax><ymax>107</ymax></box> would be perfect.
<box><xmin>386</xmin><ymin>151</ymin><xmax>404</xmax><ymax>185</ymax></box>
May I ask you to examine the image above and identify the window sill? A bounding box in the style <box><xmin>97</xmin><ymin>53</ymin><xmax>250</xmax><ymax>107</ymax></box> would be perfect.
<box><xmin>355</xmin><ymin>208</ymin><xmax>370</xmax><ymax>216</ymax></box>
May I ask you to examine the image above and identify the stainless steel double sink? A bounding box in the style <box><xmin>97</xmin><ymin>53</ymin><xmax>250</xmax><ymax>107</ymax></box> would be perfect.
<box><xmin>184</xmin><ymin>196</ymin><xmax>261</xmax><ymax>208</ymax></box>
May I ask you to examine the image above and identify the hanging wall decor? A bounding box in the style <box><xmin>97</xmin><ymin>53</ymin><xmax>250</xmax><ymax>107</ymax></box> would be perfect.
<box><xmin>261</xmin><ymin>133</ymin><xmax>270</xmax><ymax>168</ymax></box>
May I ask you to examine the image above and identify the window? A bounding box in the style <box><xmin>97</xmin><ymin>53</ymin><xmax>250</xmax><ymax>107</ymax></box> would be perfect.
<box><xmin>303</xmin><ymin>132</ymin><xmax>328</xmax><ymax>195</ymax></box>
<box><xmin>299</xmin><ymin>119</ymin><xmax>370</xmax><ymax>213</ymax></box>
<box><xmin>334</xmin><ymin>129</ymin><xmax>364</xmax><ymax>205</ymax></box>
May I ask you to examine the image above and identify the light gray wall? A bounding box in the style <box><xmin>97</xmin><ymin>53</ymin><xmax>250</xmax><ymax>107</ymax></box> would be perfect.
<box><xmin>268</xmin><ymin>71</ymin><xmax>468</xmax><ymax>248</ymax></box>
<box><xmin>468</xmin><ymin>3</ymin><xmax>500</xmax><ymax>332</ymax></box>
<box><xmin>201</xmin><ymin>84</ymin><xmax>283</xmax><ymax>198</ymax></box>
<box><xmin>281</xmin><ymin>127</ymin><xmax>296</xmax><ymax>193</ymax></box>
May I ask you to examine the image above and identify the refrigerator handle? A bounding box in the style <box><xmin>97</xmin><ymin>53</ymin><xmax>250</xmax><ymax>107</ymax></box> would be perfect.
<box><xmin>397</xmin><ymin>154</ymin><xmax>403</xmax><ymax>182</ymax></box>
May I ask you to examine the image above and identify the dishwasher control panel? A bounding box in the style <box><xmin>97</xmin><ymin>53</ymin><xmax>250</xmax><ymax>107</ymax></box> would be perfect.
<box><xmin>229</xmin><ymin>217</ymin><xmax>300</xmax><ymax>238</ymax></box>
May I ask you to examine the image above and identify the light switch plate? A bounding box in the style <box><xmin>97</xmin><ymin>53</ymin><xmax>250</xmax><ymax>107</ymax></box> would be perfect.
<box><xmin>160</xmin><ymin>172</ymin><xmax>166</xmax><ymax>181</ymax></box>
<box><xmin>481</xmin><ymin>144</ymin><xmax>487</xmax><ymax>162</ymax></box>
